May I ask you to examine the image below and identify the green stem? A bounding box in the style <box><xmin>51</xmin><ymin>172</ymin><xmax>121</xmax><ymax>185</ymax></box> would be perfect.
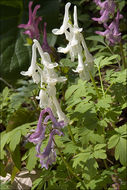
<box><xmin>98</xmin><ymin>67</ymin><xmax>105</xmax><ymax>95</ymax></box>
<box><xmin>103</xmin><ymin>160</ymin><xmax>108</xmax><ymax>169</ymax></box>
<box><xmin>104</xmin><ymin>43</ymin><xmax>121</xmax><ymax>68</ymax></box>
<box><xmin>119</xmin><ymin>42</ymin><xmax>127</xmax><ymax>69</ymax></box>
<box><xmin>89</xmin><ymin>71</ymin><xmax>101</xmax><ymax>99</ymax></box>
<box><xmin>67</xmin><ymin>125</ymin><xmax>77</xmax><ymax>145</ymax></box>
<box><xmin>104</xmin><ymin>83</ymin><xmax>113</xmax><ymax>95</ymax></box>
<box><xmin>0</xmin><ymin>77</ymin><xmax>15</xmax><ymax>91</ymax></box>
<box><xmin>54</xmin><ymin>140</ymin><xmax>87</xmax><ymax>189</ymax></box>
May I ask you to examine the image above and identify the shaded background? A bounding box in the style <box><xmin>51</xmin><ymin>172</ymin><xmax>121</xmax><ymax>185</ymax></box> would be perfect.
<box><xmin>0</xmin><ymin>0</ymin><xmax>126</xmax><ymax>88</ymax></box>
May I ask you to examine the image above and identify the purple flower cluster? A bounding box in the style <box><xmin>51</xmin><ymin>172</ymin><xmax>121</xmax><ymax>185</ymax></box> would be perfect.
<box><xmin>18</xmin><ymin>1</ymin><xmax>42</xmax><ymax>40</ymax></box>
<box><xmin>93</xmin><ymin>0</ymin><xmax>116</xmax><ymax>24</ymax></box>
<box><xmin>28</xmin><ymin>108</ymin><xmax>65</xmax><ymax>170</ymax></box>
<box><xmin>18</xmin><ymin>1</ymin><xmax>56</xmax><ymax>58</ymax></box>
<box><xmin>93</xmin><ymin>0</ymin><xmax>123</xmax><ymax>45</ymax></box>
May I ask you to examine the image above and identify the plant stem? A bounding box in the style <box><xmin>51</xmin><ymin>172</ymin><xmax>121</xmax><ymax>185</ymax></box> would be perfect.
<box><xmin>0</xmin><ymin>77</ymin><xmax>15</xmax><ymax>91</ymax></box>
<box><xmin>54</xmin><ymin>140</ymin><xmax>87</xmax><ymax>189</ymax></box>
<box><xmin>119</xmin><ymin>42</ymin><xmax>127</xmax><ymax>69</ymax></box>
<box><xmin>89</xmin><ymin>71</ymin><xmax>101</xmax><ymax>99</ymax></box>
<box><xmin>103</xmin><ymin>159</ymin><xmax>108</xmax><ymax>169</ymax></box>
<box><xmin>67</xmin><ymin>125</ymin><xmax>77</xmax><ymax>145</ymax></box>
<box><xmin>104</xmin><ymin>42</ymin><xmax>121</xmax><ymax>68</ymax></box>
<box><xmin>98</xmin><ymin>67</ymin><xmax>105</xmax><ymax>95</ymax></box>
<box><xmin>104</xmin><ymin>83</ymin><xmax>113</xmax><ymax>95</ymax></box>
<box><xmin>105</xmin><ymin>44</ymin><xmax>120</xmax><ymax>66</ymax></box>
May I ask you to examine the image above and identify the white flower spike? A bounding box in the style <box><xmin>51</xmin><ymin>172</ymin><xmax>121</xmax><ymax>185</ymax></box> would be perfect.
<box><xmin>52</xmin><ymin>2</ymin><xmax>94</xmax><ymax>81</ymax></box>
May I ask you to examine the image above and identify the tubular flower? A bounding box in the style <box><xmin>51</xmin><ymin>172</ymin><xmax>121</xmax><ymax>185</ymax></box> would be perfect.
<box><xmin>52</xmin><ymin>3</ymin><xmax>94</xmax><ymax>81</ymax></box>
<box><xmin>52</xmin><ymin>2</ymin><xmax>71</xmax><ymax>35</ymax></box>
<box><xmin>93</xmin><ymin>0</ymin><xmax>123</xmax><ymax>45</ymax></box>
<box><xmin>18</xmin><ymin>1</ymin><xmax>42</xmax><ymax>40</ymax></box>
<box><xmin>28</xmin><ymin>108</ymin><xmax>64</xmax><ymax>169</ymax></box>
<box><xmin>92</xmin><ymin>0</ymin><xmax>116</xmax><ymax>23</ymax></box>
<box><xmin>21</xmin><ymin>43</ymin><xmax>40</xmax><ymax>84</ymax></box>
<box><xmin>96</xmin><ymin>11</ymin><xmax>123</xmax><ymax>45</ymax></box>
<box><xmin>37</xmin><ymin>129</ymin><xmax>63</xmax><ymax>169</ymax></box>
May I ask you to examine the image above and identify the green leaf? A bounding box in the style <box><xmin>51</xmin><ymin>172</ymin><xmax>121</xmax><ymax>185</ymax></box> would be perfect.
<box><xmin>63</xmin><ymin>142</ymin><xmax>78</xmax><ymax>154</ymax></box>
<box><xmin>11</xmin><ymin>166</ymin><xmax>19</xmax><ymax>183</ymax></box>
<box><xmin>32</xmin><ymin>177</ymin><xmax>44</xmax><ymax>190</ymax></box>
<box><xmin>118</xmin><ymin>137</ymin><xmax>127</xmax><ymax>166</ymax></box>
<box><xmin>96</xmin><ymin>95</ymin><xmax>112</xmax><ymax>109</ymax></box>
<box><xmin>86</xmin><ymin>35</ymin><xmax>105</xmax><ymax>44</ymax></box>
<box><xmin>115</xmin><ymin>124</ymin><xmax>127</xmax><ymax>135</ymax></box>
<box><xmin>0</xmin><ymin>161</ymin><xmax>6</xmax><ymax>177</ymax></box>
<box><xmin>26</xmin><ymin>146</ymin><xmax>38</xmax><ymax>171</ymax></box>
<box><xmin>115</xmin><ymin>137</ymin><xmax>127</xmax><ymax>166</ymax></box>
<box><xmin>65</xmin><ymin>85</ymin><xmax>78</xmax><ymax>100</ymax></box>
<box><xmin>94</xmin><ymin>144</ymin><xmax>106</xmax><ymax>151</ymax></box>
<box><xmin>73</xmin><ymin>147</ymin><xmax>92</xmax><ymax>168</ymax></box>
<box><xmin>11</xmin><ymin>145</ymin><xmax>21</xmax><ymax>170</ymax></box>
<box><xmin>9</xmin><ymin>130</ymin><xmax>21</xmax><ymax>151</ymax></box>
<box><xmin>0</xmin><ymin>132</ymin><xmax>10</xmax><ymax>157</ymax></box>
<box><xmin>2</xmin><ymin>87</ymin><xmax>9</xmax><ymax>99</ymax></box>
<box><xmin>75</xmin><ymin>101</ymin><xmax>93</xmax><ymax>113</ymax></box>
<box><xmin>93</xmin><ymin>149</ymin><xmax>107</xmax><ymax>159</ymax></box>
<box><xmin>108</xmin><ymin>135</ymin><xmax>120</xmax><ymax>149</ymax></box>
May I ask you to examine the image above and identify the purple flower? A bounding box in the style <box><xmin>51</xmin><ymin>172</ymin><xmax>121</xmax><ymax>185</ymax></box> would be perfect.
<box><xmin>41</xmin><ymin>22</ymin><xmax>52</xmax><ymax>54</ymax></box>
<box><xmin>93</xmin><ymin>9</ymin><xmax>110</xmax><ymax>23</ymax></box>
<box><xmin>41</xmin><ymin>22</ymin><xmax>59</xmax><ymax>62</ymax></box>
<box><xmin>93</xmin><ymin>0</ymin><xmax>116</xmax><ymax>23</ymax></box>
<box><xmin>28</xmin><ymin>108</ymin><xmax>65</xmax><ymax>169</ymax></box>
<box><xmin>18</xmin><ymin>1</ymin><xmax>42</xmax><ymax>40</ymax></box>
<box><xmin>96</xmin><ymin>11</ymin><xmax>123</xmax><ymax>45</ymax></box>
<box><xmin>28</xmin><ymin>115</ymin><xmax>49</xmax><ymax>144</ymax></box>
<box><xmin>36</xmin><ymin>129</ymin><xmax>63</xmax><ymax>169</ymax></box>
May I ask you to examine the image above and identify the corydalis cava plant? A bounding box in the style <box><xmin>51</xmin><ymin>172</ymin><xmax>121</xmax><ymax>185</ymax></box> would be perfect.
<box><xmin>28</xmin><ymin>108</ymin><xmax>64</xmax><ymax>169</ymax></box>
<box><xmin>93</xmin><ymin>0</ymin><xmax>123</xmax><ymax>45</ymax></box>
<box><xmin>18</xmin><ymin>1</ymin><xmax>42</xmax><ymax>40</ymax></box>
<box><xmin>52</xmin><ymin>2</ymin><xmax>94</xmax><ymax>81</ymax></box>
<box><xmin>21</xmin><ymin>39</ymin><xmax>68</xmax><ymax>124</ymax></box>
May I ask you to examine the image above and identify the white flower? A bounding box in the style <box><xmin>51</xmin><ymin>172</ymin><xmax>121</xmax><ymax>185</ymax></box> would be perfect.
<box><xmin>52</xmin><ymin>2</ymin><xmax>71</xmax><ymax>35</ymax></box>
<box><xmin>53</xmin><ymin>3</ymin><xmax>94</xmax><ymax>81</ymax></box>
<box><xmin>73</xmin><ymin>6</ymin><xmax>83</xmax><ymax>33</ymax></box>
<box><xmin>73</xmin><ymin>52</ymin><xmax>84</xmax><ymax>73</ymax></box>
<box><xmin>21</xmin><ymin>43</ymin><xmax>40</xmax><ymax>84</ymax></box>
<box><xmin>50</xmin><ymin>86</ymin><xmax>68</xmax><ymax>125</ymax></box>
<box><xmin>80</xmin><ymin>34</ymin><xmax>94</xmax><ymax>63</ymax></box>
<box><xmin>36</xmin><ymin>89</ymin><xmax>49</xmax><ymax>108</ymax></box>
<box><xmin>33</xmin><ymin>39</ymin><xmax>58</xmax><ymax>69</ymax></box>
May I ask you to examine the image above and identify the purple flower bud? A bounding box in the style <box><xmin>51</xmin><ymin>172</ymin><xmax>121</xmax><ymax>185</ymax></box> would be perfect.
<box><xmin>18</xmin><ymin>1</ymin><xmax>42</xmax><ymax>40</ymax></box>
